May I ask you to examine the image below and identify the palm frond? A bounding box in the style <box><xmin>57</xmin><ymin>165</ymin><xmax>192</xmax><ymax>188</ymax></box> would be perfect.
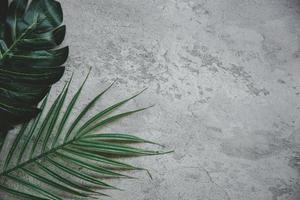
<box><xmin>0</xmin><ymin>74</ymin><xmax>169</xmax><ymax>200</ymax></box>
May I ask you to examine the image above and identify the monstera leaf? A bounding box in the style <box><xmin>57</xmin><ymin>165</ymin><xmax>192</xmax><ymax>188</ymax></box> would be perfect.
<box><xmin>0</xmin><ymin>0</ymin><xmax>68</xmax><ymax>137</ymax></box>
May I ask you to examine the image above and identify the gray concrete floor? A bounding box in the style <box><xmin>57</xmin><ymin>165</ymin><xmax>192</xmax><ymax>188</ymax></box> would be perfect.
<box><xmin>3</xmin><ymin>0</ymin><xmax>300</xmax><ymax>200</ymax></box>
<box><xmin>60</xmin><ymin>0</ymin><xmax>300</xmax><ymax>200</ymax></box>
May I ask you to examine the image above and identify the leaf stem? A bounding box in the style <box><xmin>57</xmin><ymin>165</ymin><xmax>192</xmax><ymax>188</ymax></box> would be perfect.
<box><xmin>0</xmin><ymin>130</ymin><xmax>7</xmax><ymax>152</ymax></box>
<box><xmin>0</xmin><ymin>138</ymin><xmax>76</xmax><ymax>176</ymax></box>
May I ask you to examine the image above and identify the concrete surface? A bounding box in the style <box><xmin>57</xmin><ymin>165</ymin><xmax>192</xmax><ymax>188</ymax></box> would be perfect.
<box><xmin>61</xmin><ymin>0</ymin><xmax>300</xmax><ymax>200</ymax></box>
<box><xmin>3</xmin><ymin>0</ymin><xmax>300</xmax><ymax>200</ymax></box>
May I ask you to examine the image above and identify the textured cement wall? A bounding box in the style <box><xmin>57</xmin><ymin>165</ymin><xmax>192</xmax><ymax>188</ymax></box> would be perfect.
<box><xmin>59</xmin><ymin>0</ymin><xmax>300</xmax><ymax>200</ymax></box>
<box><xmin>3</xmin><ymin>0</ymin><xmax>300</xmax><ymax>200</ymax></box>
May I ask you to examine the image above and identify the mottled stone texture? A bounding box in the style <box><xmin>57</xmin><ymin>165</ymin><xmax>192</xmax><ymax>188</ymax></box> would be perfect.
<box><xmin>4</xmin><ymin>0</ymin><xmax>300</xmax><ymax>200</ymax></box>
<box><xmin>60</xmin><ymin>0</ymin><xmax>300</xmax><ymax>200</ymax></box>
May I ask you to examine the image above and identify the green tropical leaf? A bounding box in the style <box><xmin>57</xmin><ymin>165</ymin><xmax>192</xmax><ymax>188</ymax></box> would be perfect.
<box><xmin>0</xmin><ymin>74</ymin><xmax>170</xmax><ymax>199</ymax></box>
<box><xmin>0</xmin><ymin>0</ymin><xmax>68</xmax><ymax>139</ymax></box>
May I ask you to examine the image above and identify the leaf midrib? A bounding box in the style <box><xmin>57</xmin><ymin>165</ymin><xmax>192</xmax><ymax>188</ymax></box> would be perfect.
<box><xmin>0</xmin><ymin>14</ymin><xmax>49</xmax><ymax>60</ymax></box>
<box><xmin>1</xmin><ymin>22</ymin><xmax>37</xmax><ymax>59</ymax></box>
<box><xmin>0</xmin><ymin>138</ymin><xmax>76</xmax><ymax>176</ymax></box>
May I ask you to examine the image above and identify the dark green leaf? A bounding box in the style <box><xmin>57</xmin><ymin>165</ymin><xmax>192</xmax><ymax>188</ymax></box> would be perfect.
<box><xmin>0</xmin><ymin>0</ymin><xmax>68</xmax><ymax>136</ymax></box>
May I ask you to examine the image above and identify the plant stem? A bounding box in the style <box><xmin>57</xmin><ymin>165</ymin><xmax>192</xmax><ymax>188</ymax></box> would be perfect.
<box><xmin>0</xmin><ymin>138</ymin><xmax>76</xmax><ymax>176</ymax></box>
<box><xmin>0</xmin><ymin>129</ymin><xmax>8</xmax><ymax>152</ymax></box>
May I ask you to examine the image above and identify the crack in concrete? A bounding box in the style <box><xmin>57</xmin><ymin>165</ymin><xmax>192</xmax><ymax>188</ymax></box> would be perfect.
<box><xmin>184</xmin><ymin>166</ymin><xmax>232</xmax><ymax>200</ymax></box>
